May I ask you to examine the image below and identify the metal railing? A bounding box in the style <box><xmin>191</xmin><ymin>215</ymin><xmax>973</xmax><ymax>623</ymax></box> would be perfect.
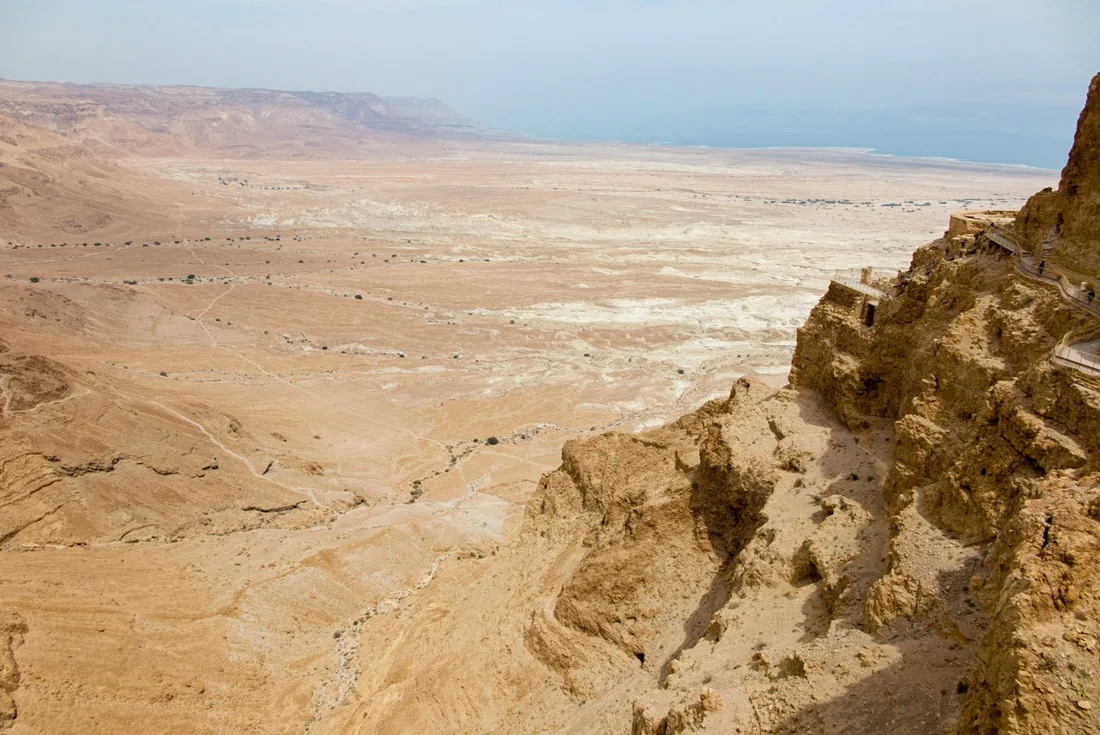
<box><xmin>1012</xmin><ymin>249</ymin><xmax>1100</xmax><ymax>319</ymax></box>
<box><xmin>831</xmin><ymin>268</ymin><xmax>864</xmax><ymax>283</ymax></box>
<box><xmin>1055</xmin><ymin>343</ymin><xmax>1100</xmax><ymax>375</ymax></box>
<box><xmin>830</xmin><ymin>269</ymin><xmax>890</xmax><ymax>301</ymax></box>
<box><xmin>827</xmin><ymin>225</ymin><xmax>1100</xmax><ymax>378</ymax></box>
<box><xmin>984</xmin><ymin>224</ymin><xmax>1100</xmax><ymax>375</ymax></box>
<box><xmin>981</xmin><ymin>223</ymin><xmax>1100</xmax><ymax>316</ymax></box>
<box><xmin>986</xmin><ymin>225</ymin><xmax>1023</xmax><ymax>255</ymax></box>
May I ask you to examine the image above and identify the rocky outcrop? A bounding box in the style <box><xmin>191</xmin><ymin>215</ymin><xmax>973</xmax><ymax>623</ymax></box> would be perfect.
<box><xmin>0</xmin><ymin>337</ymin><xmax>332</xmax><ymax>547</ymax></box>
<box><xmin>1017</xmin><ymin>73</ymin><xmax>1100</xmax><ymax>274</ymax></box>
<box><xmin>960</xmin><ymin>476</ymin><xmax>1100</xmax><ymax>734</ymax></box>
<box><xmin>789</xmin><ymin>225</ymin><xmax>1100</xmax><ymax>732</ymax></box>
<box><xmin>523</xmin><ymin>378</ymin><xmax>781</xmax><ymax>695</ymax></box>
<box><xmin>0</xmin><ymin>613</ymin><xmax>26</xmax><ymax>730</ymax></box>
<box><xmin>0</xmin><ymin>339</ymin><xmax>71</xmax><ymax>414</ymax></box>
<box><xmin>520</xmin><ymin>367</ymin><xmax>972</xmax><ymax>733</ymax></box>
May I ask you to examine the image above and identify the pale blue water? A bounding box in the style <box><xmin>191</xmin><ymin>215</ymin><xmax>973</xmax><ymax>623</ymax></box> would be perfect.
<box><xmin>506</xmin><ymin>103</ymin><xmax>1080</xmax><ymax>170</ymax></box>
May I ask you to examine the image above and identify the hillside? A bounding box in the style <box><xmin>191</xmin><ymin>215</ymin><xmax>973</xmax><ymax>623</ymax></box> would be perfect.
<box><xmin>0</xmin><ymin>112</ymin><xmax>192</xmax><ymax>237</ymax></box>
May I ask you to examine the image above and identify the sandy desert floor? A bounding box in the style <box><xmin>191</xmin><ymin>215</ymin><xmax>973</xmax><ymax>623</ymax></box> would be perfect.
<box><xmin>0</xmin><ymin>140</ymin><xmax>1055</xmax><ymax>733</ymax></box>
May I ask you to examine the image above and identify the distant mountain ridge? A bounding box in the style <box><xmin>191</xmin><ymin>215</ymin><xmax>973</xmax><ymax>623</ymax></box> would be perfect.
<box><xmin>0</xmin><ymin>79</ymin><xmax>499</xmax><ymax>237</ymax></box>
<box><xmin>0</xmin><ymin>79</ymin><xmax>496</xmax><ymax>157</ymax></box>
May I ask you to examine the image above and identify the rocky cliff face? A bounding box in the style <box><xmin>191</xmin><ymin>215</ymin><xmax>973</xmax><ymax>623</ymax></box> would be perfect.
<box><xmin>1017</xmin><ymin>73</ymin><xmax>1100</xmax><ymax>274</ymax></box>
<box><xmin>489</xmin><ymin>77</ymin><xmax>1100</xmax><ymax>734</ymax></box>
<box><xmin>791</xmin><ymin>227</ymin><xmax>1100</xmax><ymax>734</ymax></box>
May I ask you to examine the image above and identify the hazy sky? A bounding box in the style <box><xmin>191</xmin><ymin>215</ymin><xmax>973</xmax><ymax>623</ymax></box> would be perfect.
<box><xmin>1</xmin><ymin>0</ymin><xmax>1098</xmax><ymax>166</ymax></box>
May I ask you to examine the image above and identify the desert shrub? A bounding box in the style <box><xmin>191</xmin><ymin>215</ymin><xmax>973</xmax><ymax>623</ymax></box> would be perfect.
<box><xmin>486</xmin><ymin>436</ymin><xmax>499</xmax><ymax>446</ymax></box>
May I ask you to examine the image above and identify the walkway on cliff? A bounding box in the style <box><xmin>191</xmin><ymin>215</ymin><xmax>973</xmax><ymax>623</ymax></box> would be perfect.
<box><xmin>986</xmin><ymin>225</ymin><xmax>1100</xmax><ymax>375</ymax></box>
<box><xmin>828</xmin><ymin>226</ymin><xmax>1100</xmax><ymax>377</ymax></box>
<box><xmin>830</xmin><ymin>268</ymin><xmax>888</xmax><ymax>300</ymax></box>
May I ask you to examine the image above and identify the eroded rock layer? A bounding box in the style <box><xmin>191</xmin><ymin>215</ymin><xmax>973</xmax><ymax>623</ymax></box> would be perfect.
<box><xmin>1017</xmin><ymin>73</ymin><xmax>1100</xmax><ymax>273</ymax></box>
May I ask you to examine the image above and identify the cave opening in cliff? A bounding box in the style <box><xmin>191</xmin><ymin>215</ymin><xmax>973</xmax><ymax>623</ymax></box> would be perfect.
<box><xmin>863</xmin><ymin>302</ymin><xmax>877</xmax><ymax>327</ymax></box>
